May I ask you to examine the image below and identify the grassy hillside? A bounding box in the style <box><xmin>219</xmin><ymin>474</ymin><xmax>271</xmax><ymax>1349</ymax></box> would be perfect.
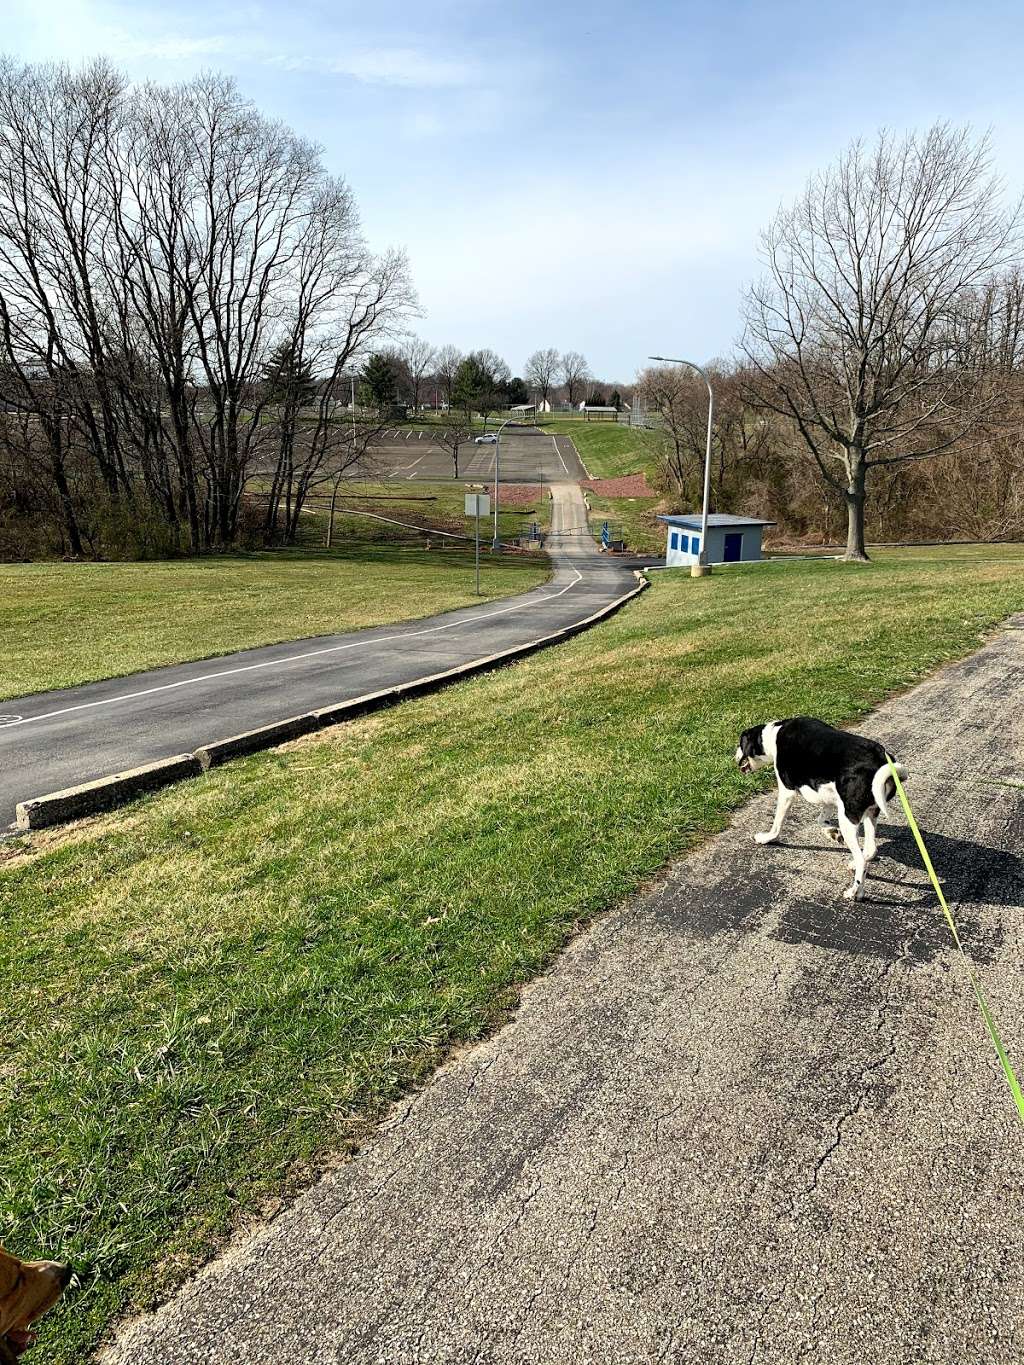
<box><xmin>302</xmin><ymin>481</ymin><xmax>551</xmax><ymax>551</ymax></box>
<box><xmin>0</xmin><ymin>547</ymin><xmax>548</xmax><ymax>700</ymax></box>
<box><xmin>538</xmin><ymin>417</ymin><xmax>666</xmax><ymax>481</ymax></box>
<box><xmin>4</xmin><ymin>545</ymin><xmax>1023</xmax><ymax>1361</ymax></box>
<box><xmin>585</xmin><ymin>490</ymin><xmax>665</xmax><ymax>554</ymax></box>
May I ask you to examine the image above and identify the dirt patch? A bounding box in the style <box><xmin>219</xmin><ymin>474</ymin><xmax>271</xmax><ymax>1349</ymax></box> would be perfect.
<box><xmin>493</xmin><ymin>484</ymin><xmax>546</xmax><ymax>508</ymax></box>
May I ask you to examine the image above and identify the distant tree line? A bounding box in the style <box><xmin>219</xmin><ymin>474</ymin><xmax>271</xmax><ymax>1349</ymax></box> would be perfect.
<box><xmin>371</xmin><ymin>341</ymin><xmax>633</xmax><ymax>417</ymax></box>
<box><xmin>0</xmin><ymin>59</ymin><xmax>414</xmax><ymax>559</ymax></box>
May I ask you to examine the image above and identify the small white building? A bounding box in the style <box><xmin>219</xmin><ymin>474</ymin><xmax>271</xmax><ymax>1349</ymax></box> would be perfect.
<box><xmin>658</xmin><ymin>513</ymin><xmax>774</xmax><ymax>567</ymax></box>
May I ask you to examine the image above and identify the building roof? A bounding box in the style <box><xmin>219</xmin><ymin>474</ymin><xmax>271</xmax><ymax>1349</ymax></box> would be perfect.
<box><xmin>657</xmin><ymin>513</ymin><xmax>776</xmax><ymax>529</ymax></box>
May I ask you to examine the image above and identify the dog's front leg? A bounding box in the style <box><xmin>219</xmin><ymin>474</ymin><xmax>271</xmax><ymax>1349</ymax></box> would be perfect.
<box><xmin>754</xmin><ymin>784</ymin><xmax>795</xmax><ymax>845</ymax></box>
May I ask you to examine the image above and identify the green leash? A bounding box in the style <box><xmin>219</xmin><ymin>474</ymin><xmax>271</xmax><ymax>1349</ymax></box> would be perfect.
<box><xmin>887</xmin><ymin>759</ymin><xmax>1024</xmax><ymax>1126</ymax></box>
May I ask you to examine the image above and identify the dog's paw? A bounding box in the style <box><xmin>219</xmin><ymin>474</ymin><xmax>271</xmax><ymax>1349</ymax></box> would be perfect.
<box><xmin>753</xmin><ymin>832</ymin><xmax>777</xmax><ymax>845</ymax></box>
<box><xmin>843</xmin><ymin>882</ymin><xmax>862</xmax><ymax>901</ymax></box>
<box><xmin>825</xmin><ymin>826</ymin><xmax>843</xmax><ymax>844</ymax></box>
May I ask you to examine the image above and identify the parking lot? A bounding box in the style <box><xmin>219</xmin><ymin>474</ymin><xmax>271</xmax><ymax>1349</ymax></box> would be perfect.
<box><xmin>360</xmin><ymin>426</ymin><xmax>587</xmax><ymax>484</ymax></box>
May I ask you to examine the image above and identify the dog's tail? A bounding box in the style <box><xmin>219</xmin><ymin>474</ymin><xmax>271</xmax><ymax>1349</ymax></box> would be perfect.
<box><xmin>872</xmin><ymin>756</ymin><xmax>908</xmax><ymax>820</ymax></box>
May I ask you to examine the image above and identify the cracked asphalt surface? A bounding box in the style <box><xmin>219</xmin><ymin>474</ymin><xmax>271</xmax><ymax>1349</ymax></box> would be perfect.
<box><xmin>101</xmin><ymin>623</ymin><xmax>1024</xmax><ymax>1364</ymax></box>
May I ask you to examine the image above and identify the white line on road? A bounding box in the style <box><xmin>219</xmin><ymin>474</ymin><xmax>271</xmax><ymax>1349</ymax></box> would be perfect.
<box><xmin>551</xmin><ymin>435</ymin><xmax>570</xmax><ymax>476</ymax></box>
<box><xmin>405</xmin><ymin>455</ymin><xmax>426</xmax><ymax>478</ymax></box>
<box><xmin>10</xmin><ymin>570</ymin><xmax>585</xmax><ymax>729</ymax></box>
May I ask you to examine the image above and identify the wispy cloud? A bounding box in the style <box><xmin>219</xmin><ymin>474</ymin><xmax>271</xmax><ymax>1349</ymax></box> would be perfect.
<box><xmin>100</xmin><ymin>31</ymin><xmax>229</xmax><ymax>61</ymax></box>
<box><xmin>275</xmin><ymin>46</ymin><xmax>481</xmax><ymax>89</ymax></box>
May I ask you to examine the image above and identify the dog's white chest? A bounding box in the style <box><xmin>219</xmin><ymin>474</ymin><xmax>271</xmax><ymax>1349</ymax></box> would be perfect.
<box><xmin>799</xmin><ymin>781</ymin><xmax>838</xmax><ymax>807</ymax></box>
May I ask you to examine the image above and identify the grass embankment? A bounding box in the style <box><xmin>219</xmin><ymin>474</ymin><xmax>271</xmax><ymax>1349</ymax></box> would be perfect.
<box><xmin>537</xmin><ymin>417</ymin><xmax>665</xmax><ymax>481</ymax></box>
<box><xmin>304</xmin><ymin>481</ymin><xmax>550</xmax><ymax>550</ymax></box>
<box><xmin>4</xmin><ymin>547</ymin><xmax>1024</xmax><ymax>1360</ymax></box>
<box><xmin>0</xmin><ymin>548</ymin><xmax>549</xmax><ymax>701</ymax></box>
<box><xmin>585</xmin><ymin>491</ymin><xmax>664</xmax><ymax>554</ymax></box>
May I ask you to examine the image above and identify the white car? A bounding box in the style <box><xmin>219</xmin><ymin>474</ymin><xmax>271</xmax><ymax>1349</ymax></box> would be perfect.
<box><xmin>473</xmin><ymin>432</ymin><xmax>498</xmax><ymax>444</ymax></box>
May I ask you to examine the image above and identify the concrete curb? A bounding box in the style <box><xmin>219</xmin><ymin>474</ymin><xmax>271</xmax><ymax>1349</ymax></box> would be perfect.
<box><xmin>13</xmin><ymin>574</ymin><xmax>648</xmax><ymax>832</ymax></box>
<box><xmin>194</xmin><ymin>715</ymin><xmax>320</xmax><ymax>770</ymax></box>
<box><xmin>15</xmin><ymin>754</ymin><xmax>202</xmax><ymax>831</ymax></box>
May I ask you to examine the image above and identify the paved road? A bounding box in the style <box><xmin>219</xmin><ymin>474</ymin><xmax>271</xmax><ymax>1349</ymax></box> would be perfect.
<box><xmin>0</xmin><ymin>483</ymin><xmax>632</xmax><ymax>826</ymax></box>
<box><xmin>361</xmin><ymin>426</ymin><xmax>588</xmax><ymax>483</ymax></box>
<box><xmin>102</xmin><ymin>623</ymin><xmax>1024</xmax><ymax>1363</ymax></box>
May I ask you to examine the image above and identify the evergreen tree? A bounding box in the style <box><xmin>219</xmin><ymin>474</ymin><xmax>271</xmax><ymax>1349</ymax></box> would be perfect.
<box><xmin>361</xmin><ymin>352</ymin><xmax>399</xmax><ymax>411</ymax></box>
<box><xmin>262</xmin><ymin>341</ymin><xmax>316</xmax><ymax>406</ymax></box>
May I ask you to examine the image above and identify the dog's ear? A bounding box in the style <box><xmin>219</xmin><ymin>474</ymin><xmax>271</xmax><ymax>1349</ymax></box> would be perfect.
<box><xmin>0</xmin><ymin>1248</ymin><xmax>22</xmax><ymax>1306</ymax></box>
<box><xmin>739</xmin><ymin>725</ymin><xmax>765</xmax><ymax>758</ymax></box>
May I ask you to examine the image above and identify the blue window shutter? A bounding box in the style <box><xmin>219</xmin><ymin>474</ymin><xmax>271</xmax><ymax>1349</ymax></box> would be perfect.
<box><xmin>691</xmin><ymin>535</ymin><xmax>700</xmax><ymax>554</ymax></box>
<box><xmin>680</xmin><ymin>534</ymin><xmax>689</xmax><ymax>552</ymax></box>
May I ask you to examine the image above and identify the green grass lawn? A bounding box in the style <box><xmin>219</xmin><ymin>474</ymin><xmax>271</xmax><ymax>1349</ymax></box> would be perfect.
<box><xmin>537</xmin><ymin>417</ymin><xmax>667</xmax><ymax>480</ymax></box>
<box><xmin>4</xmin><ymin>547</ymin><xmax>1024</xmax><ymax>1361</ymax></box>
<box><xmin>586</xmin><ymin>491</ymin><xmax>665</xmax><ymax>553</ymax></box>
<box><xmin>0</xmin><ymin>547</ymin><xmax>549</xmax><ymax>701</ymax></box>
<box><xmin>304</xmin><ymin>481</ymin><xmax>551</xmax><ymax>550</ymax></box>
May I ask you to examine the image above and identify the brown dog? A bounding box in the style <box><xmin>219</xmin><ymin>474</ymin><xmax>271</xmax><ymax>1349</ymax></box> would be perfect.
<box><xmin>0</xmin><ymin>1246</ymin><xmax>71</xmax><ymax>1359</ymax></box>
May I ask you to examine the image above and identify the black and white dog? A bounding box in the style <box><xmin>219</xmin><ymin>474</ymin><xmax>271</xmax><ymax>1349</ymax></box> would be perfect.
<box><xmin>735</xmin><ymin>716</ymin><xmax>908</xmax><ymax>900</ymax></box>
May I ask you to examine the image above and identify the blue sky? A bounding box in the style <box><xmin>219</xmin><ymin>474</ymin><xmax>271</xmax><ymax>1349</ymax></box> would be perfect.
<box><xmin>6</xmin><ymin>0</ymin><xmax>1024</xmax><ymax>380</ymax></box>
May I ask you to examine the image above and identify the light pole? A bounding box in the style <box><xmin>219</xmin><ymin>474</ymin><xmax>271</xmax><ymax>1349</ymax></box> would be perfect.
<box><xmin>649</xmin><ymin>356</ymin><xmax>714</xmax><ymax>577</ymax></box>
<box><xmin>491</xmin><ymin>416</ymin><xmax>512</xmax><ymax>550</ymax></box>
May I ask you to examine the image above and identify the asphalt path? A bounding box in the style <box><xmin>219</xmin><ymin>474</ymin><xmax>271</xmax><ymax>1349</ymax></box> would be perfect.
<box><xmin>102</xmin><ymin>621</ymin><xmax>1024</xmax><ymax>1363</ymax></box>
<box><xmin>0</xmin><ymin>483</ymin><xmax>632</xmax><ymax>827</ymax></box>
<box><xmin>360</xmin><ymin>426</ymin><xmax>588</xmax><ymax>483</ymax></box>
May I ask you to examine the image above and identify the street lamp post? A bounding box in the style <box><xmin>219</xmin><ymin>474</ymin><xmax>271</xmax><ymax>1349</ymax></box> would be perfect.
<box><xmin>491</xmin><ymin>416</ymin><xmax>513</xmax><ymax>550</ymax></box>
<box><xmin>649</xmin><ymin>355</ymin><xmax>714</xmax><ymax>577</ymax></box>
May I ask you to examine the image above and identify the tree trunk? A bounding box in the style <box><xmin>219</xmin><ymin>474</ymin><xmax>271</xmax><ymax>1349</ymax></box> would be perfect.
<box><xmin>51</xmin><ymin>453</ymin><xmax>84</xmax><ymax>557</ymax></box>
<box><xmin>844</xmin><ymin>455</ymin><xmax>869</xmax><ymax>561</ymax></box>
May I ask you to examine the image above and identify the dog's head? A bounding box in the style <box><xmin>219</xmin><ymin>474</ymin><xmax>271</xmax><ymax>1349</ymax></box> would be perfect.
<box><xmin>735</xmin><ymin>725</ymin><xmax>771</xmax><ymax>775</ymax></box>
<box><xmin>0</xmin><ymin>1247</ymin><xmax>72</xmax><ymax>1358</ymax></box>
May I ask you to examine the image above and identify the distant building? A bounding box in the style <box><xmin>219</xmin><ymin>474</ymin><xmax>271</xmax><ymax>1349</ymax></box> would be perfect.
<box><xmin>580</xmin><ymin>405</ymin><xmax>618</xmax><ymax>421</ymax></box>
<box><xmin>658</xmin><ymin>513</ymin><xmax>775</xmax><ymax>567</ymax></box>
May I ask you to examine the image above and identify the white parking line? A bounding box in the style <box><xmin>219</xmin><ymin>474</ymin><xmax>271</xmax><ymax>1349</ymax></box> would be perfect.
<box><xmin>405</xmin><ymin>455</ymin><xmax>426</xmax><ymax>478</ymax></box>
<box><xmin>11</xmin><ymin>571</ymin><xmax>585</xmax><ymax>729</ymax></box>
<box><xmin>551</xmin><ymin>435</ymin><xmax>570</xmax><ymax>476</ymax></box>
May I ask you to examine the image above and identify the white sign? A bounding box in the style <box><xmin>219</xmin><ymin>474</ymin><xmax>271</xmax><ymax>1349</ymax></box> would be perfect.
<box><xmin>465</xmin><ymin>494</ymin><xmax>490</xmax><ymax>517</ymax></box>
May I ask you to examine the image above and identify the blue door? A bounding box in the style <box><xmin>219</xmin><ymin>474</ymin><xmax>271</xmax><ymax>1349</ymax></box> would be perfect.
<box><xmin>723</xmin><ymin>532</ymin><xmax>742</xmax><ymax>562</ymax></box>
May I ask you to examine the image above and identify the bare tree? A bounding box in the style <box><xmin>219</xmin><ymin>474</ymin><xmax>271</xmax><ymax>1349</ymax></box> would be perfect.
<box><xmin>525</xmin><ymin>348</ymin><xmax>559</xmax><ymax>407</ymax></box>
<box><xmin>638</xmin><ymin>365</ymin><xmax>703</xmax><ymax>494</ymax></box>
<box><xmin>434</xmin><ymin>410</ymin><xmax>473</xmax><ymax>479</ymax></box>
<box><xmin>0</xmin><ymin>60</ymin><xmax>413</xmax><ymax>556</ymax></box>
<box><xmin>560</xmin><ymin>350</ymin><xmax>590</xmax><ymax>408</ymax></box>
<box><xmin>742</xmin><ymin>124</ymin><xmax>1022</xmax><ymax>559</ymax></box>
<box><xmin>434</xmin><ymin>344</ymin><xmax>462</xmax><ymax>411</ymax></box>
<box><xmin>399</xmin><ymin>336</ymin><xmax>436</xmax><ymax>413</ymax></box>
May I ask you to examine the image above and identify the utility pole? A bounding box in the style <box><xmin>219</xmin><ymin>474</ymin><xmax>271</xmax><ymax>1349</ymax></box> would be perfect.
<box><xmin>649</xmin><ymin>355</ymin><xmax>714</xmax><ymax>577</ymax></box>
